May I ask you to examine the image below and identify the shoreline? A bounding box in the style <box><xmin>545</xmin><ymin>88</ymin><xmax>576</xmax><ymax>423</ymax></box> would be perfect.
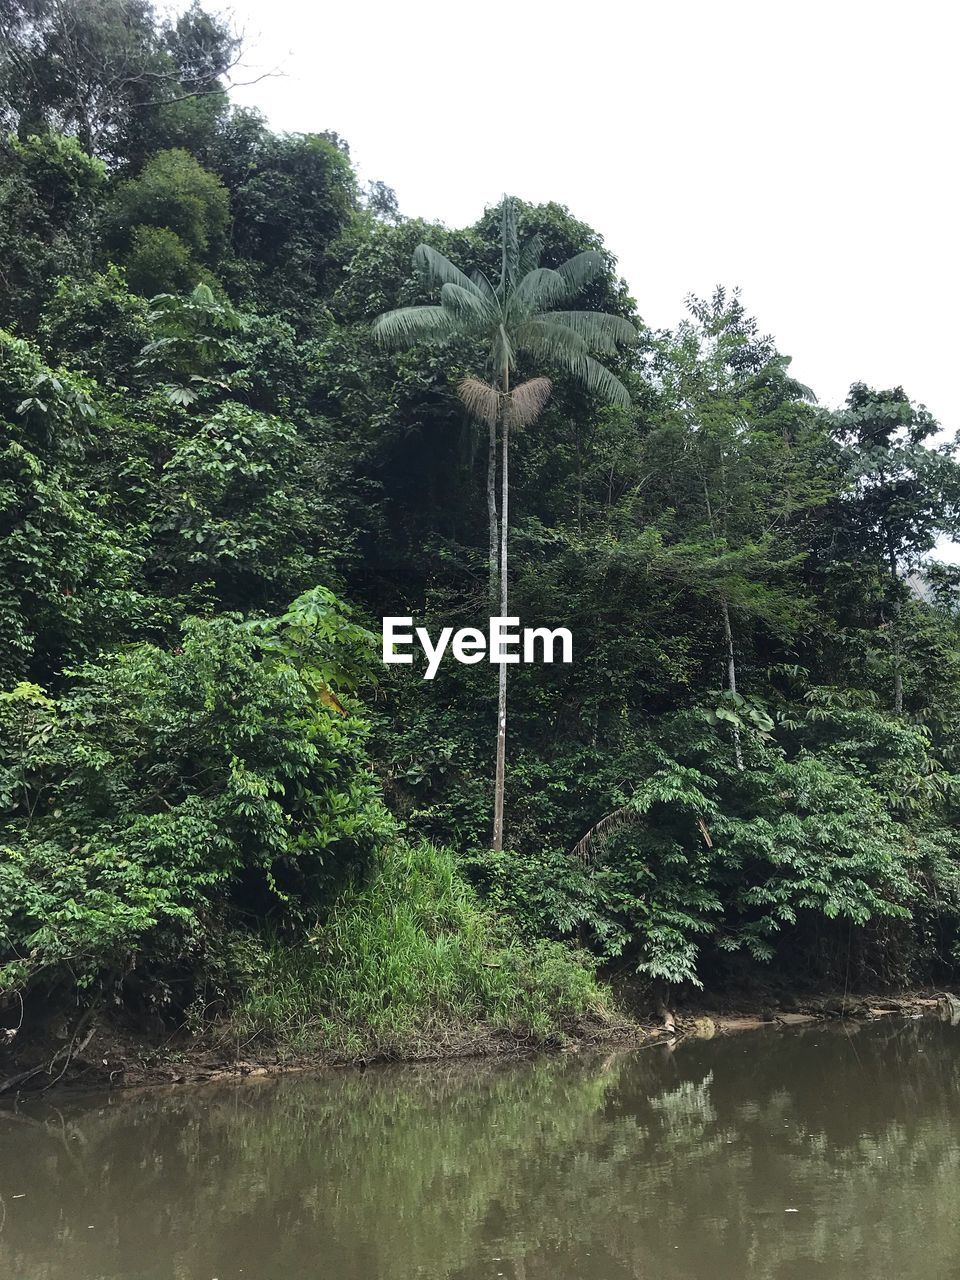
<box><xmin>2</xmin><ymin>988</ymin><xmax>956</xmax><ymax>1101</ymax></box>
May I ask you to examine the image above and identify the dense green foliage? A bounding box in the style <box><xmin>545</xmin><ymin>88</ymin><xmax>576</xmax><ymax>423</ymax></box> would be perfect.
<box><xmin>2</xmin><ymin>0</ymin><xmax>960</xmax><ymax>1057</ymax></box>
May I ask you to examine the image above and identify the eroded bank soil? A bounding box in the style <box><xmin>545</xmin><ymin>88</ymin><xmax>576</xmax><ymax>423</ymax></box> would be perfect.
<box><xmin>1</xmin><ymin>989</ymin><xmax>956</xmax><ymax>1100</ymax></box>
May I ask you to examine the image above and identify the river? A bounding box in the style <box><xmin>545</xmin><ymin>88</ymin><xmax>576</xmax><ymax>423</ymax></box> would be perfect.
<box><xmin>1</xmin><ymin>1017</ymin><xmax>958</xmax><ymax>1279</ymax></box>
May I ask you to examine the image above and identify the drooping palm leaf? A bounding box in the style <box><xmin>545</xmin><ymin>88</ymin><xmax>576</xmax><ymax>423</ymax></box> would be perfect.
<box><xmin>513</xmin><ymin>317</ymin><xmax>592</xmax><ymax>364</ymax></box>
<box><xmin>517</xmin><ymin>232</ymin><xmax>544</xmax><ymax>278</ymax></box>
<box><xmin>371</xmin><ymin>305</ymin><xmax>458</xmax><ymax>348</ymax></box>
<box><xmin>439</xmin><ymin>283</ymin><xmax>495</xmax><ymax>327</ymax></box>
<box><xmin>413</xmin><ymin>244</ymin><xmax>480</xmax><ymax>295</ymax></box>
<box><xmin>567</xmin><ymin>354</ymin><xmax>631</xmax><ymax>407</ymax></box>
<box><xmin>492</xmin><ymin>323</ymin><xmax>515</xmax><ymax>383</ymax></box>
<box><xmin>512</xmin><ymin>267</ymin><xmax>570</xmax><ymax>311</ymax></box>
<box><xmin>556</xmin><ymin>250</ymin><xmax>605</xmax><ymax>299</ymax></box>
<box><xmin>471</xmin><ymin>268</ymin><xmax>498</xmax><ymax>300</ymax></box>
<box><xmin>571</xmin><ymin>804</ymin><xmax>643</xmax><ymax>863</ymax></box>
<box><xmin>509</xmin><ymin>377</ymin><xmax>553</xmax><ymax>427</ymax></box>
<box><xmin>459</xmin><ymin>376</ymin><xmax>501</xmax><ymax>426</ymax></box>
<box><xmin>542</xmin><ymin>310</ymin><xmax>639</xmax><ymax>355</ymax></box>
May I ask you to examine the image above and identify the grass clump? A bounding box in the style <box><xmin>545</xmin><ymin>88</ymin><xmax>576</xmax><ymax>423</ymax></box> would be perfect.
<box><xmin>227</xmin><ymin>841</ymin><xmax>608</xmax><ymax>1059</ymax></box>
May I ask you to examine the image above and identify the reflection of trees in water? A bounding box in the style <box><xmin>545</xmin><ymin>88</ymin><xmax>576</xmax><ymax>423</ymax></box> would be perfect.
<box><xmin>1</xmin><ymin>1021</ymin><xmax>958</xmax><ymax>1280</ymax></box>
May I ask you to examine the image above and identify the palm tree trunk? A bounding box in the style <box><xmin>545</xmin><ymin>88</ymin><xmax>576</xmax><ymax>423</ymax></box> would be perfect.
<box><xmin>492</xmin><ymin>376</ymin><xmax>509</xmax><ymax>851</ymax></box>
<box><xmin>720</xmin><ymin>595</ymin><xmax>744</xmax><ymax>771</ymax></box>
<box><xmin>487</xmin><ymin>414</ymin><xmax>499</xmax><ymax>608</ymax></box>
<box><xmin>892</xmin><ymin>597</ymin><xmax>904</xmax><ymax>715</ymax></box>
<box><xmin>887</xmin><ymin>543</ymin><xmax>904</xmax><ymax>715</ymax></box>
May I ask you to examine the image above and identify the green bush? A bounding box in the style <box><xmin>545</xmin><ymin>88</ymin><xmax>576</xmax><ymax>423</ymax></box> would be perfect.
<box><xmin>124</xmin><ymin>224</ymin><xmax>199</xmax><ymax>296</ymax></box>
<box><xmin>0</xmin><ymin>133</ymin><xmax>106</xmax><ymax>328</ymax></box>
<box><xmin>0</xmin><ymin>594</ymin><xmax>392</xmax><ymax>1004</ymax></box>
<box><xmin>0</xmin><ymin>330</ymin><xmax>148</xmax><ymax>684</ymax></box>
<box><xmin>110</xmin><ymin>148</ymin><xmax>230</xmax><ymax>258</ymax></box>
<box><xmin>472</xmin><ymin>709</ymin><xmax>921</xmax><ymax>989</ymax></box>
<box><xmin>228</xmin><ymin>841</ymin><xmax>606</xmax><ymax>1057</ymax></box>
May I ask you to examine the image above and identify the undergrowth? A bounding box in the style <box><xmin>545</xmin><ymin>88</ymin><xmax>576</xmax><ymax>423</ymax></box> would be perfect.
<box><xmin>223</xmin><ymin>842</ymin><xmax>608</xmax><ymax>1059</ymax></box>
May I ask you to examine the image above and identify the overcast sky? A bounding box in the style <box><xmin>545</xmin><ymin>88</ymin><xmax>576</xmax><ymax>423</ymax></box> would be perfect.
<box><xmin>223</xmin><ymin>0</ymin><xmax>958</xmax><ymax>435</ymax></box>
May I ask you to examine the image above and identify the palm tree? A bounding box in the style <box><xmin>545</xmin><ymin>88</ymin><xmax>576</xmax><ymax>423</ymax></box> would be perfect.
<box><xmin>373</xmin><ymin>197</ymin><xmax>637</xmax><ymax>850</ymax></box>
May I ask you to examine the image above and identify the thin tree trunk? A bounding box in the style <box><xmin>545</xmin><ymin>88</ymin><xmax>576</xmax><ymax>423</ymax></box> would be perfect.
<box><xmin>492</xmin><ymin>375</ymin><xmax>509</xmax><ymax>851</ymax></box>
<box><xmin>887</xmin><ymin>544</ymin><xmax>904</xmax><ymax>715</ymax></box>
<box><xmin>575</xmin><ymin>429</ymin><xmax>583</xmax><ymax>532</ymax></box>
<box><xmin>487</xmin><ymin>413</ymin><xmax>499</xmax><ymax>608</ymax></box>
<box><xmin>892</xmin><ymin>598</ymin><xmax>904</xmax><ymax>715</ymax></box>
<box><xmin>720</xmin><ymin>595</ymin><xmax>743</xmax><ymax>771</ymax></box>
<box><xmin>702</xmin><ymin>462</ymin><xmax>744</xmax><ymax>772</ymax></box>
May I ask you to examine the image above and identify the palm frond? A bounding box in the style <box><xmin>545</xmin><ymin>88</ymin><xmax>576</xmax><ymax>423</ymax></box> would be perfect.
<box><xmin>571</xmin><ymin>804</ymin><xmax>642</xmax><ymax>862</ymax></box>
<box><xmin>508</xmin><ymin>377</ymin><xmax>552</xmax><ymax>427</ymax></box>
<box><xmin>514</xmin><ymin>321</ymin><xmax>630</xmax><ymax>406</ymax></box>
<box><xmin>789</xmin><ymin>377</ymin><xmax>817</xmax><ymax>403</ymax></box>
<box><xmin>515</xmin><ymin>318</ymin><xmax>590</xmax><ymax>364</ymax></box>
<box><xmin>458</xmin><ymin>376</ymin><xmax>501</xmax><ymax>426</ymax></box>
<box><xmin>471</xmin><ymin>268</ymin><xmax>498</xmax><ymax>300</ymax></box>
<box><xmin>440</xmin><ymin>282</ymin><xmax>495</xmax><ymax>327</ymax></box>
<box><xmin>372</xmin><ymin>305</ymin><xmax>459</xmax><ymax>348</ymax></box>
<box><xmin>517</xmin><ymin>233</ymin><xmax>544</xmax><ymax>277</ymax></box>
<box><xmin>568</xmin><ymin>354</ymin><xmax>631</xmax><ymax>407</ymax></box>
<box><xmin>758</xmin><ymin>355</ymin><xmax>818</xmax><ymax>404</ymax></box>
<box><xmin>512</xmin><ymin>267</ymin><xmax>569</xmax><ymax>311</ymax></box>
<box><xmin>545</xmin><ymin>310</ymin><xmax>638</xmax><ymax>355</ymax></box>
<box><xmin>556</xmin><ymin>250</ymin><xmax>605</xmax><ymax>300</ymax></box>
<box><xmin>493</xmin><ymin>323</ymin><xmax>516</xmax><ymax>383</ymax></box>
<box><xmin>413</xmin><ymin>244</ymin><xmax>479</xmax><ymax>295</ymax></box>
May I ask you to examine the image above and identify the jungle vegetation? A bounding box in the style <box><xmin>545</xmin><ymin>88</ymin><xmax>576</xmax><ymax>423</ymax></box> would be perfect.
<box><xmin>3</xmin><ymin>0</ymin><xmax>960</xmax><ymax>1058</ymax></box>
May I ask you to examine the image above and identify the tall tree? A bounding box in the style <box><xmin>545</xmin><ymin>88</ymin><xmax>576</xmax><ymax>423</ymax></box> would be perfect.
<box><xmin>0</xmin><ymin>132</ymin><xmax>105</xmax><ymax>328</ymax></box>
<box><xmin>652</xmin><ymin>289</ymin><xmax>820</xmax><ymax>766</ymax></box>
<box><xmin>830</xmin><ymin>383</ymin><xmax>960</xmax><ymax>714</ymax></box>
<box><xmin>0</xmin><ymin>0</ymin><xmax>240</xmax><ymax>161</ymax></box>
<box><xmin>373</xmin><ymin>197</ymin><xmax>636</xmax><ymax>849</ymax></box>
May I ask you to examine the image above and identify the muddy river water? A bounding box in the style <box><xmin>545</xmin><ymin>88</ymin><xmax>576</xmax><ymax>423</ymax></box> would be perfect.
<box><xmin>1</xmin><ymin>1016</ymin><xmax>958</xmax><ymax>1279</ymax></box>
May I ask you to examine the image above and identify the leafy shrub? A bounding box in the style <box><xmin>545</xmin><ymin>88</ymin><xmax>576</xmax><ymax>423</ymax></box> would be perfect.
<box><xmin>38</xmin><ymin>267</ymin><xmax>151</xmax><ymax>386</ymax></box>
<box><xmin>0</xmin><ymin>133</ymin><xmax>106</xmax><ymax>328</ymax></box>
<box><xmin>0</xmin><ymin>330</ymin><xmax>148</xmax><ymax>684</ymax></box>
<box><xmin>474</xmin><ymin>710</ymin><xmax>922</xmax><ymax>989</ymax></box>
<box><xmin>0</xmin><ymin>593</ymin><xmax>392</xmax><ymax>1004</ymax></box>
<box><xmin>124</xmin><ymin>224</ymin><xmax>200</xmax><ymax>296</ymax></box>
<box><xmin>110</xmin><ymin>148</ymin><xmax>230</xmax><ymax>258</ymax></box>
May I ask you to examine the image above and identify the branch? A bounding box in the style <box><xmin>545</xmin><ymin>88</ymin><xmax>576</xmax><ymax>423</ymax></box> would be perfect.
<box><xmin>571</xmin><ymin>804</ymin><xmax>643</xmax><ymax>863</ymax></box>
<box><xmin>138</xmin><ymin>67</ymin><xmax>282</xmax><ymax>109</ymax></box>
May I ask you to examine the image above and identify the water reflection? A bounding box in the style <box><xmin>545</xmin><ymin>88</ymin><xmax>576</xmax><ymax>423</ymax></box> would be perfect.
<box><xmin>1</xmin><ymin>1019</ymin><xmax>958</xmax><ymax>1279</ymax></box>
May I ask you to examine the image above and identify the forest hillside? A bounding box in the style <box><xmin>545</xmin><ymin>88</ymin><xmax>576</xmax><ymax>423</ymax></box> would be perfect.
<box><xmin>3</xmin><ymin>0</ymin><xmax>960</xmax><ymax>1069</ymax></box>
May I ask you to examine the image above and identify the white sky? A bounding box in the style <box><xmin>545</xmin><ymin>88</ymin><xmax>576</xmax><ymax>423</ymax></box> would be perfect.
<box><xmin>222</xmin><ymin>0</ymin><xmax>960</xmax><ymax>556</ymax></box>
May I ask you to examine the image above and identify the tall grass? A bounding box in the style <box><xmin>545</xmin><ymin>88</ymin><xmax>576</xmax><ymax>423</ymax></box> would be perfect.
<box><xmin>227</xmin><ymin>842</ymin><xmax>608</xmax><ymax>1059</ymax></box>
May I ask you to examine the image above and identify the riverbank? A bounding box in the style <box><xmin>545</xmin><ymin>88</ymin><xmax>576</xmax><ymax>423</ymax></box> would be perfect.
<box><xmin>3</xmin><ymin>988</ymin><xmax>956</xmax><ymax>1098</ymax></box>
<box><xmin>667</xmin><ymin>989</ymin><xmax>955</xmax><ymax>1036</ymax></box>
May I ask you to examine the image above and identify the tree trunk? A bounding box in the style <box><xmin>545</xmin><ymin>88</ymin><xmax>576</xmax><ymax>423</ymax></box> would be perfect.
<box><xmin>720</xmin><ymin>595</ymin><xmax>743</xmax><ymax>771</ymax></box>
<box><xmin>892</xmin><ymin>597</ymin><xmax>904</xmax><ymax>716</ymax></box>
<box><xmin>492</xmin><ymin>377</ymin><xmax>509</xmax><ymax>851</ymax></box>
<box><xmin>887</xmin><ymin>544</ymin><xmax>904</xmax><ymax>715</ymax></box>
<box><xmin>487</xmin><ymin>413</ymin><xmax>499</xmax><ymax>608</ymax></box>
